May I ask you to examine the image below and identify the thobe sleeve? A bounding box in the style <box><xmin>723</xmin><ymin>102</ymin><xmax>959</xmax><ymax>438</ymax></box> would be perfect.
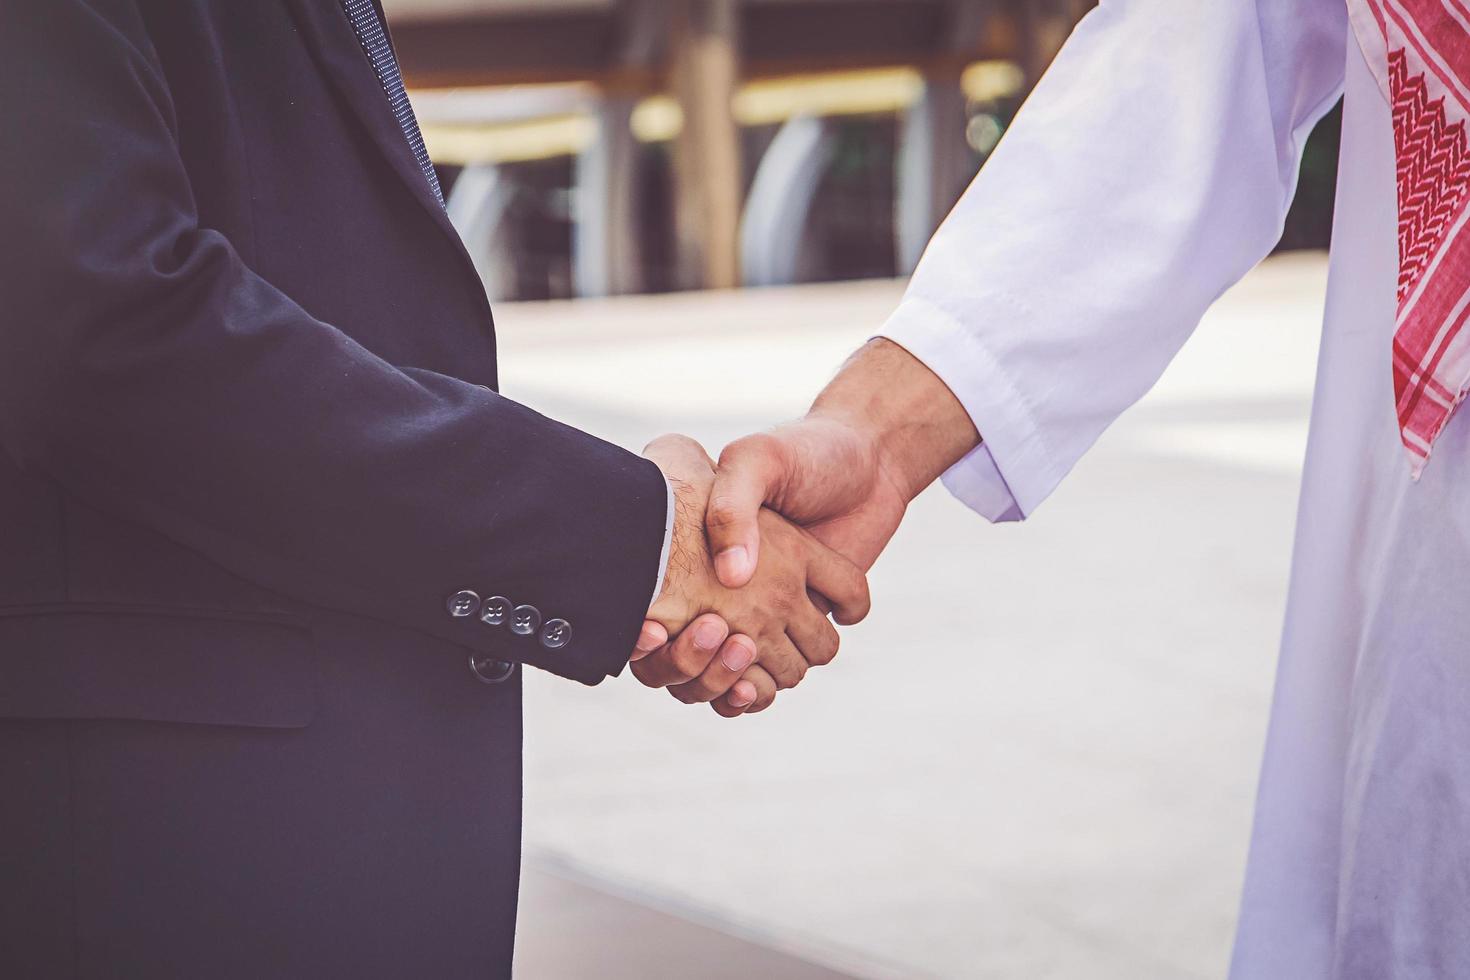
<box><xmin>879</xmin><ymin>0</ymin><xmax>1349</xmax><ymax>521</ymax></box>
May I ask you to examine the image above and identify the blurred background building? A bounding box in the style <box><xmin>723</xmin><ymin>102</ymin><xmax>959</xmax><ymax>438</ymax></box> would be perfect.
<box><xmin>390</xmin><ymin>0</ymin><xmax>1341</xmax><ymax>303</ymax></box>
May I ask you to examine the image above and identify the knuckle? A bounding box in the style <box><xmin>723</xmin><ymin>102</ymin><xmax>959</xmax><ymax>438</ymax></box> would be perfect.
<box><xmin>705</xmin><ymin>495</ymin><xmax>745</xmax><ymax>532</ymax></box>
<box><xmin>669</xmin><ymin>647</ymin><xmax>704</xmax><ymax>681</ymax></box>
<box><xmin>773</xmin><ymin>660</ymin><xmax>807</xmax><ymax>691</ymax></box>
<box><xmin>834</xmin><ymin>579</ymin><xmax>872</xmax><ymax>624</ymax></box>
<box><xmin>687</xmin><ymin>677</ymin><xmax>721</xmax><ymax>703</ymax></box>
<box><xmin>718</xmin><ymin>434</ymin><xmax>766</xmax><ymax>467</ymax></box>
<box><xmin>834</xmin><ymin>566</ymin><xmax>869</xmax><ymax>606</ymax></box>
<box><xmin>766</xmin><ymin>578</ymin><xmax>799</xmax><ymax>616</ymax></box>
<box><xmin>629</xmin><ymin>659</ymin><xmax>662</xmax><ymax>688</ymax></box>
<box><xmin>810</xmin><ymin>629</ymin><xmax>840</xmax><ymax>666</ymax></box>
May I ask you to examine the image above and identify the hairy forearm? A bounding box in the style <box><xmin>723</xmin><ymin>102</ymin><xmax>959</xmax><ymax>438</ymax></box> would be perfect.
<box><xmin>811</xmin><ymin>339</ymin><xmax>981</xmax><ymax>501</ymax></box>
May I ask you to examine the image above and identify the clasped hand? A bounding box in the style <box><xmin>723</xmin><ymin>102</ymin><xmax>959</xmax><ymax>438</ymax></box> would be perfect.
<box><xmin>632</xmin><ymin>434</ymin><xmax>871</xmax><ymax>717</ymax></box>
<box><xmin>628</xmin><ymin>339</ymin><xmax>982</xmax><ymax>718</ymax></box>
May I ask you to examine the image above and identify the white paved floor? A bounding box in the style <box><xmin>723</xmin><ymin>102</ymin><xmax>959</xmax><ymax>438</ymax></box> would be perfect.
<box><xmin>499</xmin><ymin>253</ymin><xmax>1329</xmax><ymax>979</ymax></box>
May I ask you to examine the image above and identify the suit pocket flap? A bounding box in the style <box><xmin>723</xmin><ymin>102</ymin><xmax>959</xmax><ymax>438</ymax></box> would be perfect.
<box><xmin>0</xmin><ymin>609</ymin><xmax>316</xmax><ymax>728</ymax></box>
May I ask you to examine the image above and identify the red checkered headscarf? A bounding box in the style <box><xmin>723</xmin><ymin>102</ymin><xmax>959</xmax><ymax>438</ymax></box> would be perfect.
<box><xmin>1350</xmin><ymin>0</ymin><xmax>1470</xmax><ymax>476</ymax></box>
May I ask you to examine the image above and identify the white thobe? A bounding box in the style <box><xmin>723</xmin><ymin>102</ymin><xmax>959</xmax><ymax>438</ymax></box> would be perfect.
<box><xmin>880</xmin><ymin>2</ymin><xmax>1470</xmax><ymax>977</ymax></box>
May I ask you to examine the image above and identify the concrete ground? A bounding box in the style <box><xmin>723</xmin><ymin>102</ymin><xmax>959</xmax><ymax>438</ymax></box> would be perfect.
<box><xmin>499</xmin><ymin>253</ymin><xmax>1329</xmax><ymax>979</ymax></box>
<box><xmin>515</xmin><ymin>861</ymin><xmax>856</xmax><ymax>978</ymax></box>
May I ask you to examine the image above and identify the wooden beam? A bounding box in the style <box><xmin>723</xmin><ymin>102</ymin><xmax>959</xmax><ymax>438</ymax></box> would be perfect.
<box><xmin>395</xmin><ymin>11</ymin><xmax>619</xmax><ymax>89</ymax></box>
<box><xmin>394</xmin><ymin>1</ymin><xmax>1020</xmax><ymax>90</ymax></box>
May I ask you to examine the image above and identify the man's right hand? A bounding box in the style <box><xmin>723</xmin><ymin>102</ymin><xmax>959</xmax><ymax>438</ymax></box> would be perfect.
<box><xmin>707</xmin><ymin>338</ymin><xmax>981</xmax><ymax>587</ymax></box>
<box><xmin>631</xmin><ymin>434</ymin><xmax>871</xmax><ymax>714</ymax></box>
<box><xmin>632</xmin><ymin>339</ymin><xmax>978</xmax><ymax>717</ymax></box>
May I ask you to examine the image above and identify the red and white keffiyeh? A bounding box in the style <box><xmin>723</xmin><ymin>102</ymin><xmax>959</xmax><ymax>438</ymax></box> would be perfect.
<box><xmin>1350</xmin><ymin>0</ymin><xmax>1470</xmax><ymax>476</ymax></box>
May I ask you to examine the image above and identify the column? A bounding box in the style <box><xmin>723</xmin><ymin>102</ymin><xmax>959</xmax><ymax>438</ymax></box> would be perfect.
<box><xmin>669</xmin><ymin>0</ymin><xmax>742</xmax><ymax>291</ymax></box>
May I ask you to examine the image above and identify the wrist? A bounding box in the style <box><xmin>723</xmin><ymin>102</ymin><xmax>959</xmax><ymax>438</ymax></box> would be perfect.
<box><xmin>642</xmin><ymin>433</ymin><xmax>717</xmax><ymax>605</ymax></box>
<box><xmin>811</xmin><ymin>338</ymin><xmax>980</xmax><ymax>501</ymax></box>
<box><xmin>659</xmin><ymin>475</ymin><xmax>704</xmax><ymax>600</ymax></box>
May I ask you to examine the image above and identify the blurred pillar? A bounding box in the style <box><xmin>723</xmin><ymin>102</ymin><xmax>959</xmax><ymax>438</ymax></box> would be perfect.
<box><xmin>669</xmin><ymin>0</ymin><xmax>742</xmax><ymax>291</ymax></box>
<box><xmin>896</xmin><ymin>66</ymin><xmax>969</xmax><ymax>274</ymax></box>
<box><xmin>740</xmin><ymin>115</ymin><xmax>834</xmax><ymax>287</ymax></box>
<box><xmin>575</xmin><ymin>97</ymin><xmax>643</xmax><ymax>298</ymax></box>
<box><xmin>445</xmin><ymin>163</ymin><xmax>517</xmax><ymax>302</ymax></box>
<box><xmin>896</xmin><ymin>68</ymin><xmax>967</xmax><ymax>275</ymax></box>
<box><xmin>896</xmin><ymin>1</ymin><xmax>988</xmax><ymax>274</ymax></box>
<box><xmin>574</xmin><ymin>0</ymin><xmax>661</xmax><ymax>298</ymax></box>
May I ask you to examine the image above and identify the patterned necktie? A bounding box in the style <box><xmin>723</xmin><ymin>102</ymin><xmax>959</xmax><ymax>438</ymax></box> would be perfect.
<box><xmin>339</xmin><ymin>0</ymin><xmax>445</xmax><ymax>207</ymax></box>
<box><xmin>1349</xmin><ymin>0</ymin><xmax>1470</xmax><ymax>477</ymax></box>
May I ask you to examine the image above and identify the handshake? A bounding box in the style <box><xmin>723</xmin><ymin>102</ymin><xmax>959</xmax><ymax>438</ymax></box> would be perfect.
<box><xmin>626</xmin><ymin>339</ymin><xmax>980</xmax><ymax>718</ymax></box>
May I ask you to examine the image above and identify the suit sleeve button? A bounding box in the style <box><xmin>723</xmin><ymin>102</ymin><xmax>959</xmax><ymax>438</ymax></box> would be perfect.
<box><xmin>539</xmin><ymin>619</ymin><xmax>572</xmax><ymax>650</ymax></box>
<box><xmin>509</xmin><ymin>604</ymin><xmax>542</xmax><ymax>636</ymax></box>
<box><xmin>446</xmin><ymin>590</ymin><xmax>481</xmax><ymax>618</ymax></box>
<box><xmin>480</xmin><ymin>596</ymin><xmax>513</xmax><ymax>626</ymax></box>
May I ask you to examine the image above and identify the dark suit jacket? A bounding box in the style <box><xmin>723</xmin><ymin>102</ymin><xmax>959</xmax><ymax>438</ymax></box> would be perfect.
<box><xmin>0</xmin><ymin>1</ymin><xmax>667</xmax><ymax>975</ymax></box>
<box><xmin>0</xmin><ymin>0</ymin><xmax>668</xmax><ymax>694</ymax></box>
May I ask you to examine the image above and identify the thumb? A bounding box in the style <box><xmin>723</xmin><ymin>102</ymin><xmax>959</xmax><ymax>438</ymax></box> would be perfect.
<box><xmin>707</xmin><ymin>434</ymin><xmax>787</xmax><ymax>588</ymax></box>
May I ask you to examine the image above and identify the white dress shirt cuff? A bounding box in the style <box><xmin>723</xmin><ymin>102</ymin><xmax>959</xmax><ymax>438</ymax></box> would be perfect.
<box><xmin>878</xmin><ymin>293</ymin><xmax>1066</xmax><ymax>523</ymax></box>
<box><xmin>649</xmin><ymin>476</ymin><xmax>675</xmax><ymax>610</ymax></box>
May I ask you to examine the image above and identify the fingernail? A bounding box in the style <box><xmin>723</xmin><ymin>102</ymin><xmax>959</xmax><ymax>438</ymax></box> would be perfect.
<box><xmin>729</xmin><ymin>682</ymin><xmax>755</xmax><ymax>708</ymax></box>
<box><xmin>720</xmin><ymin>639</ymin><xmax>755</xmax><ymax>673</ymax></box>
<box><xmin>633</xmin><ymin>626</ymin><xmax>662</xmax><ymax>658</ymax></box>
<box><xmin>693</xmin><ymin>620</ymin><xmax>726</xmax><ymax>651</ymax></box>
<box><xmin>715</xmin><ymin>546</ymin><xmax>749</xmax><ymax>582</ymax></box>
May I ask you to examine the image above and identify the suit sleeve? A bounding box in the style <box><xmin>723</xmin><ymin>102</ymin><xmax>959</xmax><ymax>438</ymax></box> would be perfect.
<box><xmin>879</xmin><ymin>0</ymin><xmax>1349</xmax><ymax>521</ymax></box>
<box><xmin>0</xmin><ymin>0</ymin><xmax>666</xmax><ymax>685</ymax></box>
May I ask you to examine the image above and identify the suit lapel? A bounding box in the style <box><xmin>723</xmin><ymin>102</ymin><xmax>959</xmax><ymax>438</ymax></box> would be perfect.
<box><xmin>283</xmin><ymin>0</ymin><xmax>458</xmax><ymax>239</ymax></box>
